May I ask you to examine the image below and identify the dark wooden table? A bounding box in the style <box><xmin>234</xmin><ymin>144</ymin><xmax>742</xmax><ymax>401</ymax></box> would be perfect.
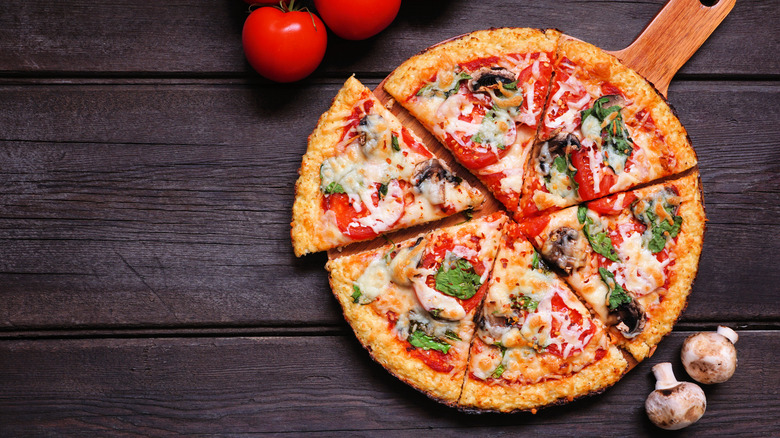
<box><xmin>1</xmin><ymin>1</ymin><xmax>778</xmax><ymax>435</ymax></box>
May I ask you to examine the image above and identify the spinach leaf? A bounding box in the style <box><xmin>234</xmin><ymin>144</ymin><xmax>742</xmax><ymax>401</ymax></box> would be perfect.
<box><xmin>435</xmin><ymin>258</ymin><xmax>482</xmax><ymax>300</ymax></box>
<box><xmin>391</xmin><ymin>134</ymin><xmax>400</xmax><ymax>151</ymax></box>
<box><xmin>416</xmin><ymin>72</ymin><xmax>471</xmax><ymax>98</ymax></box>
<box><xmin>599</xmin><ymin>267</ymin><xmax>632</xmax><ymax>310</ymax></box>
<box><xmin>323</xmin><ymin>181</ymin><xmax>345</xmax><ymax>195</ymax></box>
<box><xmin>408</xmin><ymin>330</ymin><xmax>451</xmax><ymax>354</ymax></box>
<box><xmin>351</xmin><ymin>284</ymin><xmax>362</xmax><ymax>304</ymax></box>
<box><xmin>512</xmin><ymin>295</ymin><xmax>539</xmax><ymax>312</ymax></box>
<box><xmin>579</xmin><ymin>206</ymin><xmax>620</xmax><ymax>262</ymax></box>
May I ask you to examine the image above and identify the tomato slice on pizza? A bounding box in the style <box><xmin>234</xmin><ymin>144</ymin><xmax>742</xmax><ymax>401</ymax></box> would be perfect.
<box><xmin>518</xmin><ymin>171</ymin><xmax>705</xmax><ymax>360</ymax></box>
<box><xmin>292</xmin><ymin>76</ymin><xmax>484</xmax><ymax>256</ymax></box>
<box><xmin>517</xmin><ymin>37</ymin><xmax>697</xmax><ymax>218</ymax></box>
<box><xmin>460</xmin><ymin>221</ymin><xmax>627</xmax><ymax>412</ymax></box>
<box><xmin>384</xmin><ymin>28</ymin><xmax>560</xmax><ymax>214</ymax></box>
<box><xmin>326</xmin><ymin>212</ymin><xmax>506</xmax><ymax>404</ymax></box>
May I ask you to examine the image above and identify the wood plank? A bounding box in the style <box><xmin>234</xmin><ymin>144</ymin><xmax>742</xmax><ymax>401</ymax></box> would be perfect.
<box><xmin>0</xmin><ymin>81</ymin><xmax>777</xmax><ymax>329</ymax></box>
<box><xmin>0</xmin><ymin>331</ymin><xmax>777</xmax><ymax>435</ymax></box>
<box><xmin>0</xmin><ymin>0</ymin><xmax>775</xmax><ymax>77</ymax></box>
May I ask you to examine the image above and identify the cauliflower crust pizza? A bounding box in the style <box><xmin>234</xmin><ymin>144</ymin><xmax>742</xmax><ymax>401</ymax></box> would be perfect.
<box><xmin>291</xmin><ymin>76</ymin><xmax>484</xmax><ymax>256</ymax></box>
<box><xmin>292</xmin><ymin>28</ymin><xmax>706</xmax><ymax>413</ymax></box>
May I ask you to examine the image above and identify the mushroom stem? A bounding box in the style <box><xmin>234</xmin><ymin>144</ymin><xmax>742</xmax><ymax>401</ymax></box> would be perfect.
<box><xmin>652</xmin><ymin>362</ymin><xmax>679</xmax><ymax>390</ymax></box>
<box><xmin>717</xmin><ymin>326</ymin><xmax>739</xmax><ymax>344</ymax></box>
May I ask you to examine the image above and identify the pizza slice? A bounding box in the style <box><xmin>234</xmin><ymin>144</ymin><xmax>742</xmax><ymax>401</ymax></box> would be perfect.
<box><xmin>459</xmin><ymin>220</ymin><xmax>627</xmax><ymax>412</ymax></box>
<box><xmin>292</xmin><ymin>76</ymin><xmax>484</xmax><ymax>256</ymax></box>
<box><xmin>383</xmin><ymin>28</ymin><xmax>560</xmax><ymax>212</ymax></box>
<box><xmin>517</xmin><ymin>37</ymin><xmax>697</xmax><ymax>218</ymax></box>
<box><xmin>518</xmin><ymin>171</ymin><xmax>705</xmax><ymax>360</ymax></box>
<box><xmin>326</xmin><ymin>212</ymin><xmax>506</xmax><ymax>404</ymax></box>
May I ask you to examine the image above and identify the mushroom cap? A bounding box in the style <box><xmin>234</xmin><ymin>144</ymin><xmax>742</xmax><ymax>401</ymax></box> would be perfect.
<box><xmin>681</xmin><ymin>331</ymin><xmax>738</xmax><ymax>384</ymax></box>
<box><xmin>645</xmin><ymin>381</ymin><xmax>706</xmax><ymax>430</ymax></box>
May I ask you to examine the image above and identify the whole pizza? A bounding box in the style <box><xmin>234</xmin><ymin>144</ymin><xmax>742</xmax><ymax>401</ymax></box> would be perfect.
<box><xmin>291</xmin><ymin>28</ymin><xmax>705</xmax><ymax>412</ymax></box>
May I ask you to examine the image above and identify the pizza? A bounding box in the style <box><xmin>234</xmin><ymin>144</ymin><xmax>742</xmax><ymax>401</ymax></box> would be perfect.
<box><xmin>518</xmin><ymin>171</ymin><xmax>705</xmax><ymax>360</ymax></box>
<box><xmin>326</xmin><ymin>212</ymin><xmax>506</xmax><ymax>404</ymax></box>
<box><xmin>293</xmin><ymin>27</ymin><xmax>707</xmax><ymax>412</ymax></box>
<box><xmin>517</xmin><ymin>37</ymin><xmax>697</xmax><ymax>218</ymax></box>
<box><xmin>291</xmin><ymin>76</ymin><xmax>484</xmax><ymax>256</ymax></box>
<box><xmin>383</xmin><ymin>28</ymin><xmax>559</xmax><ymax>212</ymax></box>
<box><xmin>460</xmin><ymin>221</ymin><xmax>627</xmax><ymax>412</ymax></box>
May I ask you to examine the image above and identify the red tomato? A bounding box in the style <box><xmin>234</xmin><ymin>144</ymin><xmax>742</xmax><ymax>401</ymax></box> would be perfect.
<box><xmin>517</xmin><ymin>214</ymin><xmax>551</xmax><ymax>240</ymax></box>
<box><xmin>323</xmin><ymin>192</ymin><xmax>378</xmax><ymax>240</ymax></box>
<box><xmin>587</xmin><ymin>192</ymin><xmax>638</xmax><ymax>215</ymax></box>
<box><xmin>242</xmin><ymin>5</ymin><xmax>327</xmax><ymax>82</ymax></box>
<box><xmin>570</xmin><ymin>148</ymin><xmax>616</xmax><ymax>201</ymax></box>
<box><xmin>314</xmin><ymin>0</ymin><xmax>401</xmax><ymax>40</ymax></box>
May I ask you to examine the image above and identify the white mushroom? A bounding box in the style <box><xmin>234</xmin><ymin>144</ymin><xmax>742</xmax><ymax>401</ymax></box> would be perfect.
<box><xmin>645</xmin><ymin>362</ymin><xmax>706</xmax><ymax>430</ymax></box>
<box><xmin>681</xmin><ymin>325</ymin><xmax>739</xmax><ymax>384</ymax></box>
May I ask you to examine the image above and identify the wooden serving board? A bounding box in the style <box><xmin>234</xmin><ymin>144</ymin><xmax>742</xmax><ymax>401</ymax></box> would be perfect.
<box><xmin>327</xmin><ymin>0</ymin><xmax>734</xmax><ymax>260</ymax></box>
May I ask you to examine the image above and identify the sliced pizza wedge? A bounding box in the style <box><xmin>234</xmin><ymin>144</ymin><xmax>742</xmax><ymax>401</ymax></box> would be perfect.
<box><xmin>292</xmin><ymin>76</ymin><xmax>484</xmax><ymax>256</ymax></box>
<box><xmin>459</xmin><ymin>221</ymin><xmax>627</xmax><ymax>412</ymax></box>
<box><xmin>518</xmin><ymin>171</ymin><xmax>705</xmax><ymax>360</ymax></box>
<box><xmin>383</xmin><ymin>28</ymin><xmax>560</xmax><ymax>213</ymax></box>
<box><xmin>326</xmin><ymin>212</ymin><xmax>506</xmax><ymax>404</ymax></box>
<box><xmin>517</xmin><ymin>37</ymin><xmax>697</xmax><ymax>219</ymax></box>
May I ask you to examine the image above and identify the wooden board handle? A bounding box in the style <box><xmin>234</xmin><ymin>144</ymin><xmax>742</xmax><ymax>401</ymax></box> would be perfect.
<box><xmin>607</xmin><ymin>0</ymin><xmax>735</xmax><ymax>97</ymax></box>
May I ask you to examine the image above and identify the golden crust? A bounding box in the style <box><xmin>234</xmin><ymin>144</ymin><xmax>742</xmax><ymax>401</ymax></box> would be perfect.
<box><xmin>459</xmin><ymin>343</ymin><xmax>627</xmax><ymax>412</ymax></box>
<box><xmin>557</xmin><ymin>37</ymin><xmax>697</xmax><ymax>175</ymax></box>
<box><xmin>325</xmin><ymin>214</ymin><xmax>507</xmax><ymax>405</ymax></box>
<box><xmin>326</xmin><ymin>244</ymin><xmax>470</xmax><ymax>405</ymax></box>
<box><xmin>618</xmin><ymin>170</ymin><xmax>706</xmax><ymax>360</ymax></box>
<box><xmin>291</xmin><ymin>76</ymin><xmax>484</xmax><ymax>256</ymax></box>
<box><xmin>291</xmin><ymin>76</ymin><xmax>366</xmax><ymax>256</ymax></box>
<box><xmin>385</xmin><ymin>28</ymin><xmax>560</xmax><ymax>103</ymax></box>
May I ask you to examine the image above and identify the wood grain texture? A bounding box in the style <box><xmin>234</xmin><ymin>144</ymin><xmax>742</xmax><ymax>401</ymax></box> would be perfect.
<box><xmin>0</xmin><ymin>332</ymin><xmax>777</xmax><ymax>436</ymax></box>
<box><xmin>1</xmin><ymin>82</ymin><xmax>777</xmax><ymax>329</ymax></box>
<box><xmin>0</xmin><ymin>0</ymin><xmax>775</xmax><ymax>77</ymax></box>
<box><xmin>608</xmin><ymin>0</ymin><xmax>735</xmax><ymax>96</ymax></box>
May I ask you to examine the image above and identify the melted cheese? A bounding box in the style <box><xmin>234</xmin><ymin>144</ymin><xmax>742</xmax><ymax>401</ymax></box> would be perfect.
<box><xmin>411</xmin><ymin>275</ymin><xmax>467</xmax><ymax>321</ymax></box>
<box><xmin>354</xmin><ymin>254</ymin><xmax>392</xmax><ymax>304</ymax></box>
<box><xmin>614</xmin><ymin>226</ymin><xmax>668</xmax><ymax>297</ymax></box>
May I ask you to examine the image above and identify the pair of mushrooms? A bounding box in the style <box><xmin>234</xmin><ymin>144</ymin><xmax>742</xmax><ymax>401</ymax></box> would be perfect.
<box><xmin>646</xmin><ymin>326</ymin><xmax>739</xmax><ymax>430</ymax></box>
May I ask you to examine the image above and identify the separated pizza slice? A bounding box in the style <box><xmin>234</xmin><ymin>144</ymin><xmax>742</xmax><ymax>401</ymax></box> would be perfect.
<box><xmin>292</xmin><ymin>76</ymin><xmax>484</xmax><ymax>256</ymax></box>
<box><xmin>326</xmin><ymin>212</ymin><xmax>506</xmax><ymax>404</ymax></box>
<box><xmin>383</xmin><ymin>28</ymin><xmax>560</xmax><ymax>213</ymax></box>
<box><xmin>517</xmin><ymin>37</ymin><xmax>697</xmax><ymax>219</ymax></box>
<box><xmin>459</xmin><ymin>220</ymin><xmax>627</xmax><ymax>412</ymax></box>
<box><xmin>518</xmin><ymin>171</ymin><xmax>705</xmax><ymax>360</ymax></box>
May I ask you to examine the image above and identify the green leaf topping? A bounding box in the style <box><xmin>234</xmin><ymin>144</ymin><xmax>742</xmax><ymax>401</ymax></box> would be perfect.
<box><xmin>435</xmin><ymin>258</ymin><xmax>483</xmax><ymax>300</ymax></box>
<box><xmin>351</xmin><ymin>284</ymin><xmax>362</xmax><ymax>304</ymax></box>
<box><xmin>416</xmin><ymin>72</ymin><xmax>471</xmax><ymax>98</ymax></box>
<box><xmin>429</xmin><ymin>308</ymin><xmax>442</xmax><ymax>318</ymax></box>
<box><xmin>512</xmin><ymin>295</ymin><xmax>539</xmax><ymax>312</ymax></box>
<box><xmin>501</xmin><ymin>81</ymin><xmax>518</xmax><ymax>91</ymax></box>
<box><xmin>408</xmin><ymin>330</ymin><xmax>451</xmax><ymax>354</ymax></box>
<box><xmin>632</xmin><ymin>194</ymin><xmax>683</xmax><ymax>253</ymax></box>
<box><xmin>545</xmin><ymin>153</ymin><xmax>579</xmax><ymax>194</ymax></box>
<box><xmin>391</xmin><ymin>134</ymin><xmax>400</xmax><ymax>151</ymax></box>
<box><xmin>577</xmin><ymin>204</ymin><xmax>588</xmax><ymax>224</ymax></box>
<box><xmin>323</xmin><ymin>181</ymin><xmax>345</xmax><ymax>195</ymax></box>
<box><xmin>444</xmin><ymin>330</ymin><xmax>461</xmax><ymax>341</ymax></box>
<box><xmin>599</xmin><ymin>267</ymin><xmax>632</xmax><ymax>310</ymax></box>
<box><xmin>378</xmin><ymin>182</ymin><xmax>388</xmax><ymax>198</ymax></box>
<box><xmin>491</xmin><ymin>344</ymin><xmax>508</xmax><ymax>378</ymax></box>
<box><xmin>581</xmin><ymin>96</ymin><xmax>634</xmax><ymax>172</ymax></box>
<box><xmin>579</xmin><ymin>206</ymin><xmax>620</xmax><ymax>262</ymax></box>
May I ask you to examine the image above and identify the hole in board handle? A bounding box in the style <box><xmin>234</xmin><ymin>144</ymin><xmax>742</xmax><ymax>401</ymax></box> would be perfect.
<box><xmin>699</xmin><ymin>0</ymin><xmax>719</xmax><ymax>6</ymax></box>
